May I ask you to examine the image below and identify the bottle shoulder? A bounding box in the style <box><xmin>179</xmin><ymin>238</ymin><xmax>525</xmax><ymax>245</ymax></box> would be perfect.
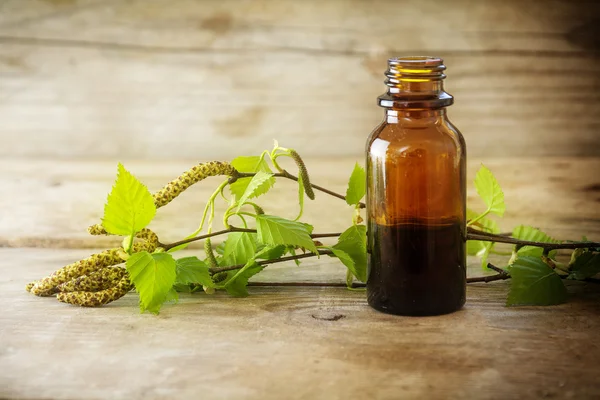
<box><xmin>367</xmin><ymin>119</ymin><xmax>465</xmax><ymax>158</ymax></box>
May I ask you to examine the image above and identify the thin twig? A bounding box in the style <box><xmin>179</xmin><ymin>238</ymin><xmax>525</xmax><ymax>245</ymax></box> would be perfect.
<box><xmin>486</xmin><ymin>263</ymin><xmax>507</xmax><ymax>274</ymax></box>
<box><xmin>311</xmin><ymin>232</ymin><xmax>343</xmax><ymax>239</ymax></box>
<box><xmin>247</xmin><ymin>276</ymin><xmax>600</xmax><ymax>287</ymax></box>
<box><xmin>236</xmin><ymin>170</ymin><xmax>366</xmax><ymax>209</ymax></box>
<box><xmin>162</xmin><ymin>228</ymin><xmax>342</xmax><ymax>251</ymax></box>
<box><xmin>466</xmin><ymin>274</ymin><xmax>511</xmax><ymax>283</ymax></box>
<box><xmin>162</xmin><ymin>227</ymin><xmax>256</xmax><ymax>251</ymax></box>
<box><xmin>467</xmin><ymin>226</ymin><xmax>511</xmax><ymax>237</ymax></box>
<box><xmin>248</xmin><ymin>282</ymin><xmax>360</xmax><ymax>287</ymax></box>
<box><xmin>209</xmin><ymin>249</ymin><xmax>334</xmax><ymax>274</ymax></box>
<box><xmin>466</xmin><ymin>232</ymin><xmax>600</xmax><ymax>251</ymax></box>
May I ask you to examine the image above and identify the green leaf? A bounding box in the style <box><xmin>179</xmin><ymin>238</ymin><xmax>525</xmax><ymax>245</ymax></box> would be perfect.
<box><xmin>224</xmin><ymin>260</ymin><xmax>264</xmax><ymax>297</ymax></box>
<box><xmin>345</xmin><ymin>163</ymin><xmax>366</xmax><ymax>206</ymax></box>
<box><xmin>175</xmin><ymin>256</ymin><xmax>213</xmax><ymax>287</ymax></box>
<box><xmin>255</xmin><ymin>214</ymin><xmax>318</xmax><ymax>254</ymax></box>
<box><xmin>568</xmin><ymin>252</ymin><xmax>600</xmax><ymax>280</ymax></box>
<box><xmin>236</xmin><ymin>171</ymin><xmax>274</xmax><ymax>210</ymax></box>
<box><xmin>506</xmin><ymin>256</ymin><xmax>567</xmax><ymax>306</ymax></box>
<box><xmin>512</xmin><ymin>225</ymin><xmax>558</xmax><ymax>259</ymax></box>
<box><xmin>126</xmin><ymin>251</ymin><xmax>177</xmax><ymax>314</ymax></box>
<box><xmin>328</xmin><ymin>247</ymin><xmax>362</xmax><ymax>281</ymax></box>
<box><xmin>339</xmin><ymin>224</ymin><xmax>367</xmax><ymax>243</ymax></box>
<box><xmin>333</xmin><ymin>225</ymin><xmax>367</xmax><ymax>282</ymax></box>
<box><xmin>222</xmin><ymin>232</ymin><xmax>257</xmax><ymax>265</ymax></box>
<box><xmin>474</xmin><ymin>164</ymin><xmax>505</xmax><ymax>217</ymax></box>
<box><xmin>102</xmin><ymin>163</ymin><xmax>156</xmax><ymax>236</ymax></box>
<box><xmin>229</xmin><ymin>156</ymin><xmax>275</xmax><ymax>199</ymax></box>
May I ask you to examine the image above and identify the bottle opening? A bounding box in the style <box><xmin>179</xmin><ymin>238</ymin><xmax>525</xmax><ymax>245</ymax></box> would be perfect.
<box><xmin>379</xmin><ymin>55</ymin><xmax>453</xmax><ymax>109</ymax></box>
<box><xmin>387</xmin><ymin>56</ymin><xmax>446</xmax><ymax>84</ymax></box>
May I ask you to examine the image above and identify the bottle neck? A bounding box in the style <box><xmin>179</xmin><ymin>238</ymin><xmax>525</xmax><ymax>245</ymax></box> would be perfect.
<box><xmin>385</xmin><ymin>108</ymin><xmax>447</xmax><ymax>124</ymax></box>
<box><xmin>378</xmin><ymin>56</ymin><xmax>453</xmax><ymax>109</ymax></box>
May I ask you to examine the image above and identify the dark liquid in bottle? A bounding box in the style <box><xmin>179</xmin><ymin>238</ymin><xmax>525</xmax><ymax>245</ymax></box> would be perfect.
<box><xmin>367</xmin><ymin>220</ymin><xmax>466</xmax><ymax>316</ymax></box>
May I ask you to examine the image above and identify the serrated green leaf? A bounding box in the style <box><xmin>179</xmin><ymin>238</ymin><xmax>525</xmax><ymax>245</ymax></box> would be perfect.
<box><xmin>474</xmin><ymin>165</ymin><xmax>505</xmax><ymax>217</ymax></box>
<box><xmin>175</xmin><ymin>256</ymin><xmax>213</xmax><ymax>287</ymax></box>
<box><xmin>255</xmin><ymin>214</ymin><xmax>317</xmax><ymax>254</ymax></box>
<box><xmin>333</xmin><ymin>225</ymin><xmax>367</xmax><ymax>282</ymax></box>
<box><xmin>512</xmin><ymin>225</ymin><xmax>558</xmax><ymax>259</ymax></box>
<box><xmin>126</xmin><ymin>251</ymin><xmax>177</xmax><ymax>314</ymax></box>
<box><xmin>345</xmin><ymin>163</ymin><xmax>366</xmax><ymax>206</ymax></box>
<box><xmin>222</xmin><ymin>232</ymin><xmax>257</xmax><ymax>265</ymax></box>
<box><xmin>506</xmin><ymin>256</ymin><xmax>567</xmax><ymax>306</ymax></box>
<box><xmin>568</xmin><ymin>252</ymin><xmax>600</xmax><ymax>280</ymax></box>
<box><xmin>224</xmin><ymin>260</ymin><xmax>264</xmax><ymax>297</ymax></box>
<box><xmin>102</xmin><ymin>163</ymin><xmax>156</xmax><ymax>236</ymax></box>
<box><xmin>339</xmin><ymin>224</ymin><xmax>367</xmax><ymax>243</ymax></box>
<box><xmin>328</xmin><ymin>247</ymin><xmax>361</xmax><ymax>281</ymax></box>
<box><xmin>229</xmin><ymin>156</ymin><xmax>275</xmax><ymax>199</ymax></box>
<box><xmin>236</xmin><ymin>171</ymin><xmax>274</xmax><ymax>210</ymax></box>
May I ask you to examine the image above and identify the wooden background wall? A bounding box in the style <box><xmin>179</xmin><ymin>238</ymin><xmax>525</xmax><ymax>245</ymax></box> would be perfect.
<box><xmin>0</xmin><ymin>0</ymin><xmax>599</xmax><ymax>161</ymax></box>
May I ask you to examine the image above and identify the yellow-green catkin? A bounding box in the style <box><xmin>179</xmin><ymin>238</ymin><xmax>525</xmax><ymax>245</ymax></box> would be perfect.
<box><xmin>289</xmin><ymin>150</ymin><xmax>315</xmax><ymax>200</ymax></box>
<box><xmin>29</xmin><ymin>248</ymin><xmax>123</xmax><ymax>296</ymax></box>
<box><xmin>57</xmin><ymin>267</ymin><xmax>127</xmax><ymax>293</ymax></box>
<box><xmin>154</xmin><ymin>161</ymin><xmax>237</xmax><ymax>208</ymax></box>
<box><xmin>56</xmin><ymin>275</ymin><xmax>134</xmax><ymax>307</ymax></box>
<box><xmin>204</xmin><ymin>237</ymin><xmax>219</xmax><ymax>269</ymax></box>
<box><xmin>87</xmin><ymin>223</ymin><xmax>107</xmax><ymax>236</ymax></box>
<box><xmin>135</xmin><ymin>228</ymin><xmax>159</xmax><ymax>249</ymax></box>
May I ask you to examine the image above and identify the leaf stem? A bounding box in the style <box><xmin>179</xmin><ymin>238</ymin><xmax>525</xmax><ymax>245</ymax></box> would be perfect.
<box><xmin>235</xmin><ymin>170</ymin><xmax>366</xmax><ymax>209</ymax></box>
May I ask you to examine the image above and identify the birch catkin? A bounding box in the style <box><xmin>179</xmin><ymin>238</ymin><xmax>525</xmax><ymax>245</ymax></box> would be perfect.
<box><xmin>56</xmin><ymin>274</ymin><xmax>134</xmax><ymax>307</ymax></box>
<box><xmin>153</xmin><ymin>161</ymin><xmax>237</xmax><ymax>207</ymax></box>
<box><xmin>29</xmin><ymin>248</ymin><xmax>124</xmax><ymax>296</ymax></box>
<box><xmin>288</xmin><ymin>150</ymin><xmax>315</xmax><ymax>200</ymax></box>
<box><xmin>57</xmin><ymin>266</ymin><xmax>127</xmax><ymax>293</ymax></box>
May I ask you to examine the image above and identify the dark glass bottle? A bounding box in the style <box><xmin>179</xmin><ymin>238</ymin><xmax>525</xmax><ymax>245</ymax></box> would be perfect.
<box><xmin>366</xmin><ymin>57</ymin><xmax>467</xmax><ymax>316</ymax></box>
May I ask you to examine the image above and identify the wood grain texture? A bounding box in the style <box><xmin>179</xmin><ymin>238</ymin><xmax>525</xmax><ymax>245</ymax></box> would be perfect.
<box><xmin>0</xmin><ymin>0</ymin><xmax>599</xmax><ymax>159</ymax></box>
<box><xmin>2</xmin><ymin>248</ymin><xmax>600</xmax><ymax>400</ymax></box>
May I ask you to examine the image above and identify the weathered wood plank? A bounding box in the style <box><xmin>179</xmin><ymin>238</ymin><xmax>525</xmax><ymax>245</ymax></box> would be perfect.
<box><xmin>0</xmin><ymin>0</ymin><xmax>596</xmax><ymax>52</ymax></box>
<box><xmin>0</xmin><ymin>0</ymin><xmax>598</xmax><ymax>159</ymax></box>
<box><xmin>1</xmin><ymin>158</ymin><xmax>598</xmax><ymax>249</ymax></box>
<box><xmin>2</xmin><ymin>248</ymin><xmax>600</xmax><ymax>400</ymax></box>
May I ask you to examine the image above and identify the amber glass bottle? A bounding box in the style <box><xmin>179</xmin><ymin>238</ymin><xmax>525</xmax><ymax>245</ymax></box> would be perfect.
<box><xmin>366</xmin><ymin>56</ymin><xmax>466</xmax><ymax>316</ymax></box>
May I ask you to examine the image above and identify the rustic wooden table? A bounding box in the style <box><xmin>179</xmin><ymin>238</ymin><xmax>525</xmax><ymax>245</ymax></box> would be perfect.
<box><xmin>1</xmin><ymin>157</ymin><xmax>599</xmax><ymax>399</ymax></box>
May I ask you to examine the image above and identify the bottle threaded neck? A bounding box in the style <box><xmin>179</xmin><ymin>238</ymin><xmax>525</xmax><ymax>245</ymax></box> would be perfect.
<box><xmin>379</xmin><ymin>56</ymin><xmax>453</xmax><ymax>109</ymax></box>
